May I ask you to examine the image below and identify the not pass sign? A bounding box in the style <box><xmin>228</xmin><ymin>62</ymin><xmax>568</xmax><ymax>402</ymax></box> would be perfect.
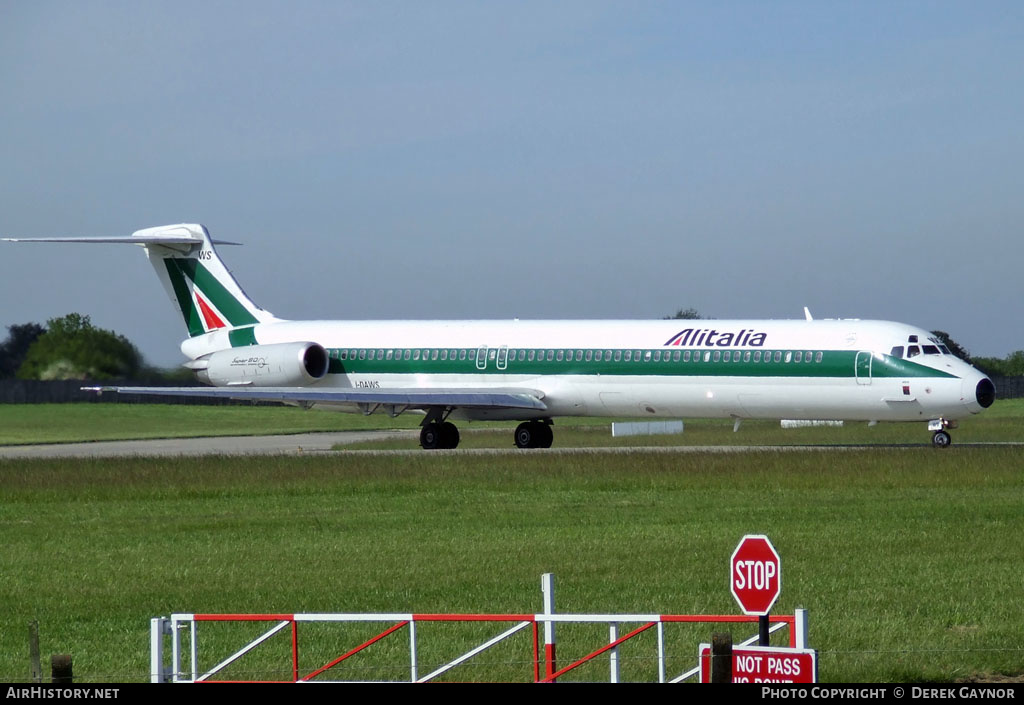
<box><xmin>699</xmin><ymin>644</ymin><xmax>817</xmax><ymax>684</ymax></box>
<box><xmin>731</xmin><ymin>534</ymin><xmax>781</xmax><ymax>615</ymax></box>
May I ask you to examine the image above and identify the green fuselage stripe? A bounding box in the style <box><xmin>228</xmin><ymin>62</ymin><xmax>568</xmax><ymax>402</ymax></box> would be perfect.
<box><xmin>229</xmin><ymin>326</ymin><xmax>258</xmax><ymax>347</ymax></box>
<box><xmin>323</xmin><ymin>349</ymin><xmax>957</xmax><ymax>380</ymax></box>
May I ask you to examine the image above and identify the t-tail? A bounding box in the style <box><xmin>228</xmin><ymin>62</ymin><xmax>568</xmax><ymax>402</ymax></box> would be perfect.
<box><xmin>4</xmin><ymin>223</ymin><xmax>280</xmax><ymax>338</ymax></box>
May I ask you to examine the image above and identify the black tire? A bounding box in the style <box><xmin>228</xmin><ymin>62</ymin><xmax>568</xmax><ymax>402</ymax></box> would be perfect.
<box><xmin>515</xmin><ymin>421</ymin><xmax>552</xmax><ymax>449</ymax></box>
<box><xmin>420</xmin><ymin>423</ymin><xmax>442</xmax><ymax>450</ymax></box>
<box><xmin>514</xmin><ymin>422</ymin><xmax>535</xmax><ymax>449</ymax></box>
<box><xmin>537</xmin><ymin>422</ymin><xmax>553</xmax><ymax>448</ymax></box>
<box><xmin>440</xmin><ymin>421</ymin><xmax>460</xmax><ymax>449</ymax></box>
<box><xmin>932</xmin><ymin>430</ymin><xmax>952</xmax><ymax>448</ymax></box>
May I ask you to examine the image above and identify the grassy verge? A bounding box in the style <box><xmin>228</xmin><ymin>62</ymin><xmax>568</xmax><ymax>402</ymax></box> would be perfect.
<box><xmin>0</xmin><ymin>404</ymin><xmax>422</xmax><ymax>445</ymax></box>
<box><xmin>1</xmin><ymin>448</ymin><xmax>1021</xmax><ymax>682</ymax></box>
<box><xmin>341</xmin><ymin>399</ymin><xmax>1024</xmax><ymax>449</ymax></box>
<box><xmin>3</xmin><ymin>399</ymin><xmax>1019</xmax><ymax>448</ymax></box>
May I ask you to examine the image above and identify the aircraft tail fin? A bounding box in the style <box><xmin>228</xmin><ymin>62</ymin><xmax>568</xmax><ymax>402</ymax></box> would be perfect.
<box><xmin>4</xmin><ymin>223</ymin><xmax>280</xmax><ymax>338</ymax></box>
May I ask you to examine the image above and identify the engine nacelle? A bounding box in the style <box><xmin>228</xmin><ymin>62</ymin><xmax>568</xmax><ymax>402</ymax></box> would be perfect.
<box><xmin>194</xmin><ymin>342</ymin><xmax>329</xmax><ymax>387</ymax></box>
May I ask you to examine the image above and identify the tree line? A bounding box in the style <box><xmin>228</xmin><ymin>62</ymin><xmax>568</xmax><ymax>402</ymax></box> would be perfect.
<box><xmin>0</xmin><ymin>313</ymin><xmax>186</xmax><ymax>382</ymax></box>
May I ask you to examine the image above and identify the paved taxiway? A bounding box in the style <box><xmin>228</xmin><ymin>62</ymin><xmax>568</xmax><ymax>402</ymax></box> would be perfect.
<box><xmin>2</xmin><ymin>432</ymin><xmax>1016</xmax><ymax>459</ymax></box>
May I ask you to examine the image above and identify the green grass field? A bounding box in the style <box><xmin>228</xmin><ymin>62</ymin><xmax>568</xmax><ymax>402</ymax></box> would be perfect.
<box><xmin>2</xmin><ymin>399</ymin><xmax>1022</xmax><ymax>448</ymax></box>
<box><xmin>0</xmin><ymin>402</ymin><xmax>1021</xmax><ymax>683</ymax></box>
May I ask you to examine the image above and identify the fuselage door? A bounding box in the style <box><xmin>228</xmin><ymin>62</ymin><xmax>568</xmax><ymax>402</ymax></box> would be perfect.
<box><xmin>476</xmin><ymin>345</ymin><xmax>488</xmax><ymax>371</ymax></box>
<box><xmin>496</xmin><ymin>345</ymin><xmax>509</xmax><ymax>371</ymax></box>
<box><xmin>855</xmin><ymin>351</ymin><xmax>873</xmax><ymax>385</ymax></box>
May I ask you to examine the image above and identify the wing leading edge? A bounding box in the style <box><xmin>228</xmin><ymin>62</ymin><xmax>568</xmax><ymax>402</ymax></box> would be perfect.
<box><xmin>82</xmin><ymin>385</ymin><xmax>548</xmax><ymax>412</ymax></box>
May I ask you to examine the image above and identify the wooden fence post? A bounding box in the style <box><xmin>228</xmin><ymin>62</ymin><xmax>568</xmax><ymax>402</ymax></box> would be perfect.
<box><xmin>51</xmin><ymin>654</ymin><xmax>72</xmax><ymax>684</ymax></box>
<box><xmin>711</xmin><ymin>632</ymin><xmax>732</xmax><ymax>683</ymax></box>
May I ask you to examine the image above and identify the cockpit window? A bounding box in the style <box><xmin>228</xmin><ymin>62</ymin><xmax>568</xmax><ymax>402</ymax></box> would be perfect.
<box><xmin>939</xmin><ymin>345</ymin><xmax>950</xmax><ymax>354</ymax></box>
<box><xmin>907</xmin><ymin>346</ymin><xmax>921</xmax><ymax>358</ymax></box>
<box><xmin>890</xmin><ymin>346</ymin><xmax>904</xmax><ymax>359</ymax></box>
<box><xmin>922</xmin><ymin>345</ymin><xmax>940</xmax><ymax>355</ymax></box>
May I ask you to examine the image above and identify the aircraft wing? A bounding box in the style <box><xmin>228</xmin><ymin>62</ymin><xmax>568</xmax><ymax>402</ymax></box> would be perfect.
<box><xmin>83</xmin><ymin>385</ymin><xmax>547</xmax><ymax>412</ymax></box>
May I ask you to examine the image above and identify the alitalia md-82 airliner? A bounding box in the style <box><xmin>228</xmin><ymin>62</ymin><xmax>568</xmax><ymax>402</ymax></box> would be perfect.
<box><xmin>5</xmin><ymin>223</ymin><xmax>994</xmax><ymax>448</ymax></box>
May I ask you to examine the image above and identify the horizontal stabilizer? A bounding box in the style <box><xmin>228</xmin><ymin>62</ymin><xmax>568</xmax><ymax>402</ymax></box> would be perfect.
<box><xmin>2</xmin><ymin>236</ymin><xmax>241</xmax><ymax>246</ymax></box>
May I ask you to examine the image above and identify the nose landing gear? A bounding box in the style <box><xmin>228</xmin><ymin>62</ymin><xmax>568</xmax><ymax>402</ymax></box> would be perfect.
<box><xmin>928</xmin><ymin>419</ymin><xmax>957</xmax><ymax>448</ymax></box>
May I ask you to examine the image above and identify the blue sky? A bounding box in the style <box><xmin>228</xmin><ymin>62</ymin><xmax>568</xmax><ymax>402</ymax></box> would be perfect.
<box><xmin>2</xmin><ymin>2</ymin><xmax>1021</xmax><ymax>366</ymax></box>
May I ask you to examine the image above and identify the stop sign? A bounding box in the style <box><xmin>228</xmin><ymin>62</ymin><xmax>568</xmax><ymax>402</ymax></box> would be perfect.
<box><xmin>731</xmin><ymin>535</ymin><xmax>781</xmax><ymax>615</ymax></box>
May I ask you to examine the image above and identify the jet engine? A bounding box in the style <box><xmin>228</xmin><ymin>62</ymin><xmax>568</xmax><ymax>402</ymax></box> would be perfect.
<box><xmin>192</xmin><ymin>342</ymin><xmax>329</xmax><ymax>387</ymax></box>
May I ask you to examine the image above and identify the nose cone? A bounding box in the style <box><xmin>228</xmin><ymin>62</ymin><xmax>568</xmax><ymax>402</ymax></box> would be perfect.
<box><xmin>976</xmin><ymin>377</ymin><xmax>995</xmax><ymax>409</ymax></box>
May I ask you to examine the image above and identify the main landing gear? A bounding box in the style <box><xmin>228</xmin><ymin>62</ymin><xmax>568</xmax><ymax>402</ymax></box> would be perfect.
<box><xmin>514</xmin><ymin>421</ymin><xmax>553</xmax><ymax>449</ymax></box>
<box><xmin>418</xmin><ymin>417</ymin><xmax>554</xmax><ymax>450</ymax></box>
<box><xmin>419</xmin><ymin>421</ymin><xmax>460</xmax><ymax>450</ymax></box>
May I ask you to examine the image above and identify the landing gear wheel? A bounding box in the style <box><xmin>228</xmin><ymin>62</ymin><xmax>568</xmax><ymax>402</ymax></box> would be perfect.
<box><xmin>514</xmin><ymin>421</ymin><xmax>553</xmax><ymax>449</ymax></box>
<box><xmin>439</xmin><ymin>421</ymin><xmax>460</xmax><ymax>449</ymax></box>
<box><xmin>932</xmin><ymin>430</ymin><xmax>952</xmax><ymax>448</ymax></box>
<box><xmin>420</xmin><ymin>423</ymin><xmax>441</xmax><ymax>450</ymax></box>
<box><xmin>537</xmin><ymin>422</ymin><xmax>553</xmax><ymax>448</ymax></box>
<box><xmin>421</xmin><ymin>421</ymin><xmax>461</xmax><ymax>449</ymax></box>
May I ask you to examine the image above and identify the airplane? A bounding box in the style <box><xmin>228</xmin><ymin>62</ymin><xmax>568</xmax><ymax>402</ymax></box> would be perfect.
<box><xmin>5</xmin><ymin>223</ymin><xmax>995</xmax><ymax>448</ymax></box>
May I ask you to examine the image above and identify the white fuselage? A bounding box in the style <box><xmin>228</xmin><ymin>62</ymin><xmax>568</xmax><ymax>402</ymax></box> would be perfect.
<box><xmin>181</xmin><ymin>318</ymin><xmax>991</xmax><ymax>424</ymax></box>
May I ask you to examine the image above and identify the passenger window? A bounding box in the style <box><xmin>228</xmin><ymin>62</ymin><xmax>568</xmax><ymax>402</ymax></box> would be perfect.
<box><xmin>576</xmin><ymin>350</ymin><xmax>583</xmax><ymax>361</ymax></box>
<box><xmin>614</xmin><ymin>350</ymin><xmax>622</xmax><ymax>362</ymax></box>
<box><xmin>459</xmin><ymin>349</ymin><xmax>467</xmax><ymax>361</ymax></box>
<box><xmin>682</xmin><ymin>351</ymin><xmax>690</xmax><ymax>362</ymax></box>
<box><xmin>723</xmin><ymin>351</ymin><xmax>731</xmax><ymax>362</ymax></box>
<box><xmin>594</xmin><ymin>350</ymin><xmax>602</xmax><ymax>362</ymax></box>
<box><xmin>805</xmin><ymin>351</ymin><xmax>812</xmax><ymax>362</ymax></box>
<box><xmin>644</xmin><ymin>351</ymin><xmax>653</xmax><ymax>362</ymax></box>
<box><xmin>468</xmin><ymin>350</ymin><xmax>476</xmax><ymax>360</ymax></box>
<box><xmin>624</xmin><ymin>350</ymin><xmax>632</xmax><ymax>362</ymax></box>
<box><xmin>774</xmin><ymin>351</ymin><xmax>782</xmax><ymax>363</ymax></box>
<box><xmin>784</xmin><ymin>351</ymin><xmax>792</xmax><ymax>363</ymax></box>
<box><xmin>653</xmin><ymin>350</ymin><xmax>661</xmax><ymax>362</ymax></box>
<box><xmin>412</xmin><ymin>350</ymin><xmax>420</xmax><ymax>361</ymax></box>
<box><xmin>359</xmin><ymin>349</ymin><xmax>366</xmax><ymax>360</ymax></box>
<box><xmin>674</xmin><ymin>351</ymin><xmax>682</xmax><ymax>362</ymax></box>
<box><xmin>713</xmin><ymin>351</ymin><xmax>721</xmax><ymax>362</ymax></box>
<box><xmin>744</xmin><ymin>351</ymin><xmax>751</xmax><ymax>362</ymax></box>
<box><xmin>556</xmin><ymin>350</ymin><xmax>564</xmax><ymax>362</ymax></box>
<box><xmin>815</xmin><ymin>351</ymin><xmax>823</xmax><ymax>363</ymax></box>
<box><xmin>440</xmin><ymin>350</ymin><xmax>448</xmax><ymax>360</ymax></box>
<box><xmin>753</xmin><ymin>351</ymin><xmax>761</xmax><ymax>362</ymax></box>
<box><xmin>794</xmin><ymin>351</ymin><xmax>802</xmax><ymax>363</ymax></box>
<box><xmin>585</xmin><ymin>350</ymin><xmax>593</xmax><ymax>362</ymax></box>
<box><xmin>703</xmin><ymin>351</ymin><xmax>711</xmax><ymax>362</ymax></box>
<box><xmin>547</xmin><ymin>350</ymin><xmax>555</xmax><ymax>361</ymax></box>
<box><xmin>488</xmin><ymin>349</ymin><xmax>496</xmax><ymax>361</ymax></box>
